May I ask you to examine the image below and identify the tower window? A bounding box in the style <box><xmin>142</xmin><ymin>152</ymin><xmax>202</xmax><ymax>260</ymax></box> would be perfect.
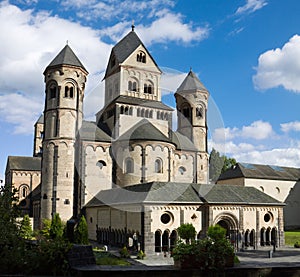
<box><xmin>125</xmin><ymin>158</ymin><xmax>134</xmax><ymax>174</ymax></box>
<box><xmin>19</xmin><ymin>185</ymin><xmax>29</xmax><ymax>199</ymax></box>
<box><xmin>155</xmin><ymin>159</ymin><xmax>163</xmax><ymax>173</ymax></box>
<box><xmin>143</xmin><ymin>81</ymin><xmax>153</xmax><ymax>94</ymax></box>
<box><xmin>128</xmin><ymin>80</ymin><xmax>138</xmax><ymax>92</ymax></box>
<box><xmin>49</xmin><ymin>86</ymin><xmax>57</xmax><ymax>99</ymax></box>
<box><xmin>64</xmin><ymin>86</ymin><xmax>74</xmax><ymax>98</ymax></box>
<box><xmin>178</xmin><ymin>166</ymin><xmax>186</xmax><ymax>175</ymax></box>
<box><xmin>196</xmin><ymin>106</ymin><xmax>203</xmax><ymax>118</ymax></box>
<box><xmin>96</xmin><ymin>160</ymin><xmax>107</xmax><ymax>169</ymax></box>
<box><xmin>137</xmin><ymin>51</ymin><xmax>146</xmax><ymax>63</ymax></box>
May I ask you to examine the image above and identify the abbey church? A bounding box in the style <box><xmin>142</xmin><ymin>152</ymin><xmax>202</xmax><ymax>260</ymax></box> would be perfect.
<box><xmin>5</xmin><ymin>28</ymin><xmax>287</xmax><ymax>254</ymax></box>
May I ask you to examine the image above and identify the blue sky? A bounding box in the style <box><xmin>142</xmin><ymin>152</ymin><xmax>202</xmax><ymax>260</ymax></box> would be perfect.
<box><xmin>1</xmin><ymin>0</ymin><xmax>300</xmax><ymax>181</ymax></box>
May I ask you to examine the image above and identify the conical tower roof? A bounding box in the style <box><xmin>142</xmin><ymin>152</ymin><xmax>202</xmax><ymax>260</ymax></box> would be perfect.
<box><xmin>176</xmin><ymin>70</ymin><xmax>208</xmax><ymax>93</ymax></box>
<box><xmin>45</xmin><ymin>44</ymin><xmax>88</xmax><ymax>73</ymax></box>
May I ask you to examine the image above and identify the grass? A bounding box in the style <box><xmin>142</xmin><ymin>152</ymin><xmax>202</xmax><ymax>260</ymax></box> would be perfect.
<box><xmin>285</xmin><ymin>230</ymin><xmax>300</xmax><ymax>246</ymax></box>
<box><xmin>93</xmin><ymin>249</ymin><xmax>131</xmax><ymax>266</ymax></box>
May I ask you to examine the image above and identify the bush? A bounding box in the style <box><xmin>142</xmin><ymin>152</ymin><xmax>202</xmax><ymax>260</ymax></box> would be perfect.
<box><xmin>19</xmin><ymin>214</ymin><xmax>33</xmax><ymax>239</ymax></box>
<box><xmin>74</xmin><ymin>215</ymin><xmax>89</xmax><ymax>244</ymax></box>
<box><xmin>177</xmin><ymin>223</ymin><xmax>196</xmax><ymax>244</ymax></box>
<box><xmin>294</xmin><ymin>242</ymin><xmax>300</xmax><ymax>248</ymax></box>
<box><xmin>119</xmin><ymin>246</ymin><xmax>130</xmax><ymax>258</ymax></box>
<box><xmin>137</xmin><ymin>250</ymin><xmax>146</xmax><ymax>260</ymax></box>
<box><xmin>49</xmin><ymin>213</ymin><xmax>64</xmax><ymax>239</ymax></box>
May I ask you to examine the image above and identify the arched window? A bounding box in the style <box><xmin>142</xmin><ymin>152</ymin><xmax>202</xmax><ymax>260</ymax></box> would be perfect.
<box><xmin>125</xmin><ymin>158</ymin><xmax>134</xmax><ymax>173</ymax></box>
<box><xmin>128</xmin><ymin>80</ymin><xmax>138</xmax><ymax>92</ymax></box>
<box><xmin>128</xmin><ymin>81</ymin><xmax>132</xmax><ymax>91</ymax></box>
<box><xmin>155</xmin><ymin>159</ymin><xmax>163</xmax><ymax>173</ymax></box>
<box><xmin>49</xmin><ymin>85</ymin><xmax>57</xmax><ymax>99</ymax></box>
<box><xmin>137</xmin><ymin>51</ymin><xmax>146</xmax><ymax>63</ymax></box>
<box><xmin>196</xmin><ymin>106</ymin><xmax>203</xmax><ymax>117</ymax></box>
<box><xmin>96</xmin><ymin>160</ymin><xmax>107</xmax><ymax>169</ymax></box>
<box><xmin>19</xmin><ymin>185</ymin><xmax>29</xmax><ymax>199</ymax></box>
<box><xmin>64</xmin><ymin>85</ymin><xmax>74</xmax><ymax>98</ymax></box>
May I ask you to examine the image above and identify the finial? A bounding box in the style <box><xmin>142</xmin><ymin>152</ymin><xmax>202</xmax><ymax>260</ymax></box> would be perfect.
<box><xmin>131</xmin><ymin>20</ymin><xmax>135</xmax><ymax>32</ymax></box>
<box><xmin>189</xmin><ymin>66</ymin><xmax>192</xmax><ymax>72</ymax></box>
<box><xmin>66</xmin><ymin>40</ymin><xmax>69</xmax><ymax>45</ymax></box>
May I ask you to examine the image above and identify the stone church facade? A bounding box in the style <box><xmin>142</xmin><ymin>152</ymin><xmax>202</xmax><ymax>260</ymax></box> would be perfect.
<box><xmin>5</xmin><ymin>27</ymin><xmax>285</xmax><ymax>253</ymax></box>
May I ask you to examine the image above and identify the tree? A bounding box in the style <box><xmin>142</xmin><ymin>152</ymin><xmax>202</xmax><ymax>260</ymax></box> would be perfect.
<box><xmin>209</xmin><ymin>148</ymin><xmax>236</xmax><ymax>182</ymax></box>
<box><xmin>74</xmin><ymin>215</ymin><xmax>89</xmax><ymax>244</ymax></box>
<box><xmin>177</xmin><ymin>223</ymin><xmax>196</xmax><ymax>244</ymax></box>
<box><xmin>49</xmin><ymin>213</ymin><xmax>64</xmax><ymax>239</ymax></box>
<box><xmin>19</xmin><ymin>214</ymin><xmax>32</xmax><ymax>239</ymax></box>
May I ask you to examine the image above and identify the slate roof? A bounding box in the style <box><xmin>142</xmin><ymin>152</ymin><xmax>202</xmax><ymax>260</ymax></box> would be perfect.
<box><xmin>6</xmin><ymin>156</ymin><xmax>41</xmax><ymax>172</ymax></box>
<box><xmin>78</xmin><ymin>121</ymin><xmax>111</xmax><ymax>142</ymax></box>
<box><xmin>176</xmin><ymin>70</ymin><xmax>208</xmax><ymax>94</ymax></box>
<box><xmin>85</xmin><ymin>182</ymin><xmax>283</xmax><ymax>207</ymax></box>
<box><xmin>171</xmin><ymin>131</ymin><xmax>197</xmax><ymax>151</ymax></box>
<box><xmin>218</xmin><ymin>162</ymin><xmax>300</xmax><ymax>182</ymax></box>
<box><xmin>117</xmin><ymin>119</ymin><xmax>171</xmax><ymax>143</ymax></box>
<box><xmin>113</xmin><ymin>95</ymin><xmax>173</xmax><ymax>111</ymax></box>
<box><xmin>104</xmin><ymin>30</ymin><xmax>160</xmax><ymax>79</ymax></box>
<box><xmin>45</xmin><ymin>45</ymin><xmax>88</xmax><ymax>73</ymax></box>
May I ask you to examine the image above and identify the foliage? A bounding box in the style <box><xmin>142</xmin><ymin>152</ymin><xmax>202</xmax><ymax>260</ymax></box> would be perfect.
<box><xmin>209</xmin><ymin>148</ymin><xmax>236</xmax><ymax>182</ymax></box>
<box><xmin>119</xmin><ymin>246</ymin><xmax>130</xmax><ymax>258</ymax></box>
<box><xmin>137</xmin><ymin>250</ymin><xmax>146</xmax><ymax>259</ymax></box>
<box><xmin>94</xmin><ymin>250</ymin><xmax>130</xmax><ymax>266</ymax></box>
<box><xmin>49</xmin><ymin>213</ymin><xmax>64</xmax><ymax>239</ymax></box>
<box><xmin>173</xmin><ymin>225</ymin><xmax>235</xmax><ymax>270</ymax></box>
<box><xmin>74</xmin><ymin>215</ymin><xmax>89</xmax><ymax>244</ymax></box>
<box><xmin>294</xmin><ymin>242</ymin><xmax>300</xmax><ymax>248</ymax></box>
<box><xmin>19</xmin><ymin>214</ymin><xmax>33</xmax><ymax>239</ymax></box>
<box><xmin>25</xmin><ymin>238</ymin><xmax>72</xmax><ymax>275</ymax></box>
<box><xmin>40</xmin><ymin>218</ymin><xmax>52</xmax><ymax>238</ymax></box>
<box><xmin>177</xmin><ymin>223</ymin><xmax>196</xmax><ymax>244</ymax></box>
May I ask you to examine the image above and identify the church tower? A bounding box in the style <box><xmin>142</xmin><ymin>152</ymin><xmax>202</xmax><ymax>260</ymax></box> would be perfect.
<box><xmin>40</xmin><ymin>45</ymin><xmax>88</xmax><ymax>221</ymax></box>
<box><xmin>175</xmin><ymin>70</ymin><xmax>209</xmax><ymax>183</ymax></box>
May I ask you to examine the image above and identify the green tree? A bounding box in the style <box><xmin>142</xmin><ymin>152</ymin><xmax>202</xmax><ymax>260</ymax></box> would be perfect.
<box><xmin>49</xmin><ymin>213</ymin><xmax>64</xmax><ymax>239</ymax></box>
<box><xmin>74</xmin><ymin>215</ymin><xmax>89</xmax><ymax>244</ymax></box>
<box><xmin>40</xmin><ymin>218</ymin><xmax>52</xmax><ymax>239</ymax></box>
<box><xmin>209</xmin><ymin>148</ymin><xmax>236</xmax><ymax>182</ymax></box>
<box><xmin>19</xmin><ymin>214</ymin><xmax>32</xmax><ymax>239</ymax></box>
<box><xmin>177</xmin><ymin>223</ymin><xmax>196</xmax><ymax>244</ymax></box>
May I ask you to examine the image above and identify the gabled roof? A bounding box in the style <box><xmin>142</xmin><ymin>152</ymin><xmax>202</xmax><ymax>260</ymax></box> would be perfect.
<box><xmin>78</xmin><ymin>121</ymin><xmax>111</xmax><ymax>142</ymax></box>
<box><xmin>6</xmin><ymin>156</ymin><xmax>41</xmax><ymax>172</ymax></box>
<box><xmin>117</xmin><ymin>119</ymin><xmax>171</xmax><ymax>143</ymax></box>
<box><xmin>85</xmin><ymin>182</ymin><xmax>283</xmax><ymax>208</ymax></box>
<box><xmin>176</xmin><ymin>70</ymin><xmax>208</xmax><ymax>94</ymax></box>
<box><xmin>104</xmin><ymin>30</ymin><xmax>160</xmax><ymax>79</ymax></box>
<box><xmin>113</xmin><ymin>95</ymin><xmax>173</xmax><ymax>111</ymax></box>
<box><xmin>218</xmin><ymin>162</ymin><xmax>300</xmax><ymax>182</ymax></box>
<box><xmin>171</xmin><ymin>131</ymin><xmax>197</xmax><ymax>151</ymax></box>
<box><xmin>45</xmin><ymin>45</ymin><xmax>88</xmax><ymax>73</ymax></box>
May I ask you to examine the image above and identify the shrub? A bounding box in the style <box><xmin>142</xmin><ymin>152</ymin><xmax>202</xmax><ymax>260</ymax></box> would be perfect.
<box><xmin>74</xmin><ymin>215</ymin><xmax>89</xmax><ymax>244</ymax></box>
<box><xmin>137</xmin><ymin>250</ymin><xmax>146</xmax><ymax>260</ymax></box>
<box><xmin>294</xmin><ymin>242</ymin><xmax>300</xmax><ymax>248</ymax></box>
<box><xmin>119</xmin><ymin>246</ymin><xmax>130</xmax><ymax>258</ymax></box>
<box><xmin>49</xmin><ymin>213</ymin><xmax>64</xmax><ymax>239</ymax></box>
<box><xmin>19</xmin><ymin>214</ymin><xmax>33</xmax><ymax>239</ymax></box>
<box><xmin>177</xmin><ymin>223</ymin><xmax>196</xmax><ymax>244</ymax></box>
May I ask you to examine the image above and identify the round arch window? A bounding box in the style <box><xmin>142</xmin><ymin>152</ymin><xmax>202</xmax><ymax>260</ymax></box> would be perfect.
<box><xmin>160</xmin><ymin>212</ymin><xmax>173</xmax><ymax>225</ymax></box>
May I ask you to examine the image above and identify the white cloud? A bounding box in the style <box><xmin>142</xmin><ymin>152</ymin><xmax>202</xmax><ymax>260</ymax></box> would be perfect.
<box><xmin>136</xmin><ymin>11</ymin><xmax>209</xmax><ymax>45</ymax></box>
<box><xmin>253</xmin><ymin>35</ymin><xmax>300</xmax><ymax>92</ymax></box>
<box><xmin>0</xmin><ymin>92</ymin><xmax>42</xmax><ymax>134</ymax></box>
<box><xmin>241</xmin><ymin>120</ymin><xmax>273</xmax><ymax>139</ymax></box>
<box><xmin>235</xmin><ymin>0</ymin><xmax>268</xmax><ymax>15</ymax></box>
<box><xmin>281</xmin><ymin>121</ymin><xmax>300</xmax><ymax>133</ymax></box>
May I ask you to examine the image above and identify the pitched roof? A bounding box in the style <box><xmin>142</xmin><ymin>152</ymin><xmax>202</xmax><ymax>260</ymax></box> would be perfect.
<box><xmin>35</xmin><ymin>114</ymin><xmax>44</xmax><ymax>125</ymax></box>
<box><xmin>45</xmin><ymin>45</ymin><xmax>88</xmax><ymax>73</ymax></box>
<box><xmin>85</xmin><ymin>182</ymin><xmax>283</xmax><ymax>208</ymax></box>
<box><xmin>176</xmin><ymin>70</ymin><xmax>208</xmax><ymax>94</ymax></box>
<box><xmin>113</xmin><ymin>95</ymin><xmax>173</xmax><ymax>111</ymax></box>
<box><xmin>6</xmin><ymin>156</ymin><xmax>41</xmax><ymax>172</ymax></box>
<box><xmin>171</xmin><ymin>131</ymin><xmax>197</xmax><ymax>151</ymax></box>
<box><xmin>218</xmin><ymin>162</ymin><xmax>300</xmax><ymax>181</ymax></box>
<box><xmin>117</xmin><ymin>119</ymin><xmax>172</xmax><ymax>143</ymax></box>
<box><xmin>104</xmin><ymin>30</ymin><xmax>160</xmax><ymax>79</ymax></box>
<box><xmin>78</xmin><ymin>121</ymin><xmax>111</xmax><ymax>142</ymax></box>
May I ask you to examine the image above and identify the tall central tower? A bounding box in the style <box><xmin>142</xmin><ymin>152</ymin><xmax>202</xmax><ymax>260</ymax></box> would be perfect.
<box><xmin>40</xmin><ymin>45</ymin><xmax>88</xmax><ymax>221</ymax></box>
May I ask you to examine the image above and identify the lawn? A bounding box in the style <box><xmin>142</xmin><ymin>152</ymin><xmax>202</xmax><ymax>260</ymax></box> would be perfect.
<box><xmin>285</xmin><ymin>230</ymin><xmax>300</xmax><ymax>246</ymax></box>
<box><xmin>93</xmin><ymin>249</ymin><xmax>131</xmax><ymax>266</ymax></box>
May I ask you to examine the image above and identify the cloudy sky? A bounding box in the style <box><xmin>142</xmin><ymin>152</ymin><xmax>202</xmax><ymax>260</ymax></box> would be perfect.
<box><xmin>1</xmin><ymin>0</ymin><xmax>300</xmax><ymax>180</ymax></box>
